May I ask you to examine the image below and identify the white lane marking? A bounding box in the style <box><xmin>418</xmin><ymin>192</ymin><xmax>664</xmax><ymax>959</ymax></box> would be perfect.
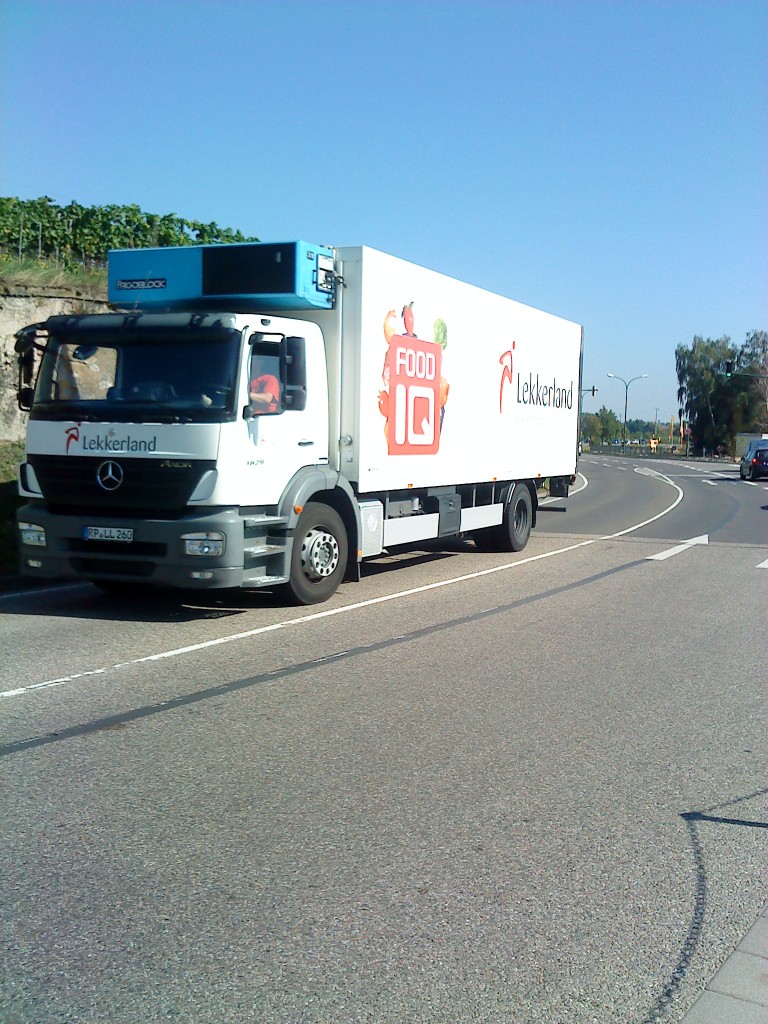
<box><xmin>647</xmin><ymin>535</ymin><xmax>709</xmax><ymax>561</ymax></box>
<box><xmin>757</xmin><ymin>557</ymin><xmax>768</xmax><ymax>569</ymax></box>
<box><xmin>1</xmin><ymin>470</ymin><xmax>683</xmax><ymax>699</ymax></box>
<box><xmin>702</xmin><ymin>480</ymin><xmax>717</xmax><ymax>487</ymax></box>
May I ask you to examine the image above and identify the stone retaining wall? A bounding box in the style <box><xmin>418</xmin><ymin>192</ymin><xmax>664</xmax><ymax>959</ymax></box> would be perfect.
<box><xmin>0</xmin><ymin>286</ymin><xmax>109</xmax><ymax>441</ymax></box>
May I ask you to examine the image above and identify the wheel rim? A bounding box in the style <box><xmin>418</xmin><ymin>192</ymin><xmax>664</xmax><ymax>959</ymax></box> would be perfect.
<box><xmin>514</xmin><ymin>498</ymin><xmax>529</xmax><ymax>534</ymax></box>
<box><xmin>300</xmin><ymin>528</ymin><xmax>340</xmax><ymax>581</ymax></box>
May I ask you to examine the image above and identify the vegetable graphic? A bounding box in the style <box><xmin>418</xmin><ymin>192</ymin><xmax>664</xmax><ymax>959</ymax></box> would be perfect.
<box><xmin>434</xmin><ymin>318</ymin><xmax>448</xmax><ymax>350</ymax></box>
<box><xmin>402</xmin><ymin>302</ymin><xmax>415</xmax><ymax>336</ymax></box>
<box><xmin>383</xmin><ymin>310</ymin><xmax>399</xmax><ymax>345</ymax></box>
<box><xmin>440</xmin><ymin>375</ymin><xmax>450</xmax><ymax>427</ymax></box>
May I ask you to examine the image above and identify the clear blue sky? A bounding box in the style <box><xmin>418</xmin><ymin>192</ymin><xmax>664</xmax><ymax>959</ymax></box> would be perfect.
<box><xmin>1</xmin><ymin>0</ymin><xmax>766</xmax><ymax>424</ymax></box>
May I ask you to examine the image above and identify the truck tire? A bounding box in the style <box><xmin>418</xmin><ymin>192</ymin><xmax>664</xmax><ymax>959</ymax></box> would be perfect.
<box><xmin>473</xmin><ymin>483</ymin><xmax>533</xmax><ymax>553</ymax></box>
<box><xmin>501</xmin><ymin>483</ymin><xmax>533</xmax><ymax>551</ymax></box>
<box><xmin>284</xmin><ymin>502</ymin><xmax>347</xmax><ymax>605</ymax></box>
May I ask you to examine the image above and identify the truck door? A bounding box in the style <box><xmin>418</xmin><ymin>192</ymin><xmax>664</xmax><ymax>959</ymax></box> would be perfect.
<box><xmin>228</xmin><ymin>326</ymin><xmax>329</xmax><ymax>505</ymax></box>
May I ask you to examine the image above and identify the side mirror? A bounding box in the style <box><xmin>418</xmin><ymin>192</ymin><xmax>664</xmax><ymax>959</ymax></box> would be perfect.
<box><xmin>18</xmin><ymin>386</ymin><xmax>35</xmax><ymax>412</ymax></box>
<box><xmin>14</xmin><ymin>330</ymin><xmax>36</xmax><ymax>355</ymax></box>
<box><xmin>18</xmin><ymin>347</ymin><xmax>35</xmax><ymax>384</ymax></box>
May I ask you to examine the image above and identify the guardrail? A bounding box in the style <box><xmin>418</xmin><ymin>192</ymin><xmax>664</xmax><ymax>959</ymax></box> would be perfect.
<box><xmin>584</xmin><ymin>445</ymin><xmax>738</xmax><ymax>463</ymax></box>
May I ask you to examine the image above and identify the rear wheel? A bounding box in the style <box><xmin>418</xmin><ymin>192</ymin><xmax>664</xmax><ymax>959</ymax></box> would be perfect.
<box><xmin>473</xmin><ymin>483</ymin><xmax>533</xmax><ymax>553</ymax></box>
<box><xmin>503</xmin><ymin>483</ymin><xmax>533</xmax><ymax>551</ymax></box>
<box><xmin>283</xmin><ymin>502</ymin><xmax>347</xmax><ymax>605</ymax></box>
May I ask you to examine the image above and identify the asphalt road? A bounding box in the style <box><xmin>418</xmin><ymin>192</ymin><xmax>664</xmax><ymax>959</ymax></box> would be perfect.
<box><xmin>2</xmin><ymin>456</ymin><xmax>767</xmax><ymax>1024</ymax></box>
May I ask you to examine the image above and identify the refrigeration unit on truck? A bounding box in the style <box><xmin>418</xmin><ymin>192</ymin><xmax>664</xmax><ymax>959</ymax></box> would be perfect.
<box><xmin>15</xmin><ymin>241</ymin><xmax>583</xmax><ymax>604</ymax></box>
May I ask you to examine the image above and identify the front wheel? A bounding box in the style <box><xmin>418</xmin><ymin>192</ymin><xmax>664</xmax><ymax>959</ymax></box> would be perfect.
<box><xmin>282</xmin><ymin>502</ymin><xmax>348</xmax><ymax>605</ymax></box>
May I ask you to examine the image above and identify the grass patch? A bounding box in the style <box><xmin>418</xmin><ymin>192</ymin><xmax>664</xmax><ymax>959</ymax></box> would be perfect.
<box><xmin>0</xmin><ymin>255</ymin><xmax>107</xmax><ymax>295</ymax></box>
<box><xmin>0</xmin><ymin>441</ymin><xmax>24</xmax><ymax>574</ymax></box>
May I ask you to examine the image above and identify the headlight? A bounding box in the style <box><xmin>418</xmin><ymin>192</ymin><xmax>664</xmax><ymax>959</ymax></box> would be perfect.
<box><xmin>19</xmin><ymin>522</ymin><xmax>46</xmax><ymax>547</ymax></box>
<box><xmin>182</xmin><ymin>531</ymin><xmax>225</xmax><ymax>556</ymax></box>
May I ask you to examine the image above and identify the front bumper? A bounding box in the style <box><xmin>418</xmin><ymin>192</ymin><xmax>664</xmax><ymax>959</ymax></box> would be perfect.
<box><xmin>16</xmin><ymin>504</ymin><xmax>249</xmax><ymax>589</ymax></box>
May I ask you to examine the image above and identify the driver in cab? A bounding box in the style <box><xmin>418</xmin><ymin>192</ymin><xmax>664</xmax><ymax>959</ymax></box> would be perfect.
<box><xmin>249</xmin><ymin>355</ymin><xmax>280</xmax><ymax>414</ymax></box>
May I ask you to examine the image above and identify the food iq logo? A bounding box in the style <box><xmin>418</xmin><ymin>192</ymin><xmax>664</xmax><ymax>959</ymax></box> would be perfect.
<box><xmin>377</xmin><ymin>303</ymin><xmax>449</xmax><ymax>456</ymax></box>
<box><xmin>388</xmin><ymin>336</ymin><xmax>442</xmax><ymax>455</ymax></box>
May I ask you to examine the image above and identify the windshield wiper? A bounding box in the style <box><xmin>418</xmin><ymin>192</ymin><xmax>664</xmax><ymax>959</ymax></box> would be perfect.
<box><xmin>35</xmin><ymin>404</ymin><xmax>100</xmax><ymax>421</ymax></box>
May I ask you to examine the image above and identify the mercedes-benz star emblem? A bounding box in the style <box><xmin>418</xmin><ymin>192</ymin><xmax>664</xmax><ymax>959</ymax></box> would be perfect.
<box><xmin>97</xmin><ymin>460</ymin><xmax>124</xmax><ymax>491</ymax></box>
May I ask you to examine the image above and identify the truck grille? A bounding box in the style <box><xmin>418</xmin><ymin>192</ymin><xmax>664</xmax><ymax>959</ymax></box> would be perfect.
<box><xmin>70</xmin><ymin>557</ymin><xmax>155</xmax><ymax>578</ymax></box>
<box><xmin>67</xmin><ymin>539</ymin><xmax>167</xmax><ymax>556</ymax></box>
<box><xmin>29</xmin><ymin>456</ymin><xmax>215</xmax><ymax>514</ymax></box>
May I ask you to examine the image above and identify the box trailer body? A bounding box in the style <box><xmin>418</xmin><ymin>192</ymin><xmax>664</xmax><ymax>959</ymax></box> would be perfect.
<box><xmin>15</xmin><ymin>242</ymin><xmax>582</xmax><ymax>603</ymax></box>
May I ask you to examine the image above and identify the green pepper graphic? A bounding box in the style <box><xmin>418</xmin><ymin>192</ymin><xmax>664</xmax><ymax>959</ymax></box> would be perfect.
<box><xmin>434</xmin><ymin>318</ymin><xmax>447</xmax><ymax>350</ymax></box>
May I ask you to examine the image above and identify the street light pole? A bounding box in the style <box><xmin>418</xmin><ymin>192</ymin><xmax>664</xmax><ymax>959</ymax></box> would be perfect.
<box><xmin>607</xmin><ymin>373</ymin><xmax>648</xmax><ymax>450</ymax></box>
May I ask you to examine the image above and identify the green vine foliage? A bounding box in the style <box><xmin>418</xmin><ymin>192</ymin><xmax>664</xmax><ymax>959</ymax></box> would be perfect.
<box><xmin>0</xmin><ymin>196</ymin><xmax>259</xmax><ymax>268</ymax></box>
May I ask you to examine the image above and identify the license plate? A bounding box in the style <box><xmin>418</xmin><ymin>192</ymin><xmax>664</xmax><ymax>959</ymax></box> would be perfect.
<box><xmin>83</xmin><ymin>526</ymin><xmax>134</xmax><ymax>543</ymax></box>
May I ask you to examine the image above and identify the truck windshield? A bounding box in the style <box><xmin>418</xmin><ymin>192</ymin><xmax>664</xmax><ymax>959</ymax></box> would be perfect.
<box><xmin>31</xmin><ymin>329</ymin><xmax>242</xmax><ymax>423</ymax></box>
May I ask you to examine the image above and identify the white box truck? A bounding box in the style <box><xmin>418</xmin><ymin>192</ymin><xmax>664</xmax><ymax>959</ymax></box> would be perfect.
<box><xmin>15</xmin><ymin>242</ymin><xmax>582</xmax><ymax>603</ymax></box>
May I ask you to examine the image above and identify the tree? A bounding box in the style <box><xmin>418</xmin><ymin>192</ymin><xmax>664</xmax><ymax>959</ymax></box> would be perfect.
<box><xmin>595</xmin><ymin>405</ymin><xmax>622</xmax><ymax>443</ymax></box>
<box><xmin>580</xmin><ymin>412</ymin><xmax>600</xmax><ymax>442</ymax></box>
<box><xmin>676</xmin><ymin>333</ymin><xmax>764</xmax><ymax>452</ymax></box>
<box><xmin>743</xmin><ymin>329</ymin><xmax>768</xmax><ymax>430</ymax></box>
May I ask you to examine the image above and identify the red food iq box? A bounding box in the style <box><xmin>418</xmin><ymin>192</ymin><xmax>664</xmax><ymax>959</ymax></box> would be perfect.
<box><xmin>385</xmin><ymin>334</ymin><xmax>443</xmax><ymax>455</ymax></box>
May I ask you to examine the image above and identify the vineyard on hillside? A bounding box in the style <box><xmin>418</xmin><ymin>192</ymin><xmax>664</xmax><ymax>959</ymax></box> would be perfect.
<box><xmin>0</xmin><ymin>196</ymin><xmax>259</xmax><ymax>269</ymax></box>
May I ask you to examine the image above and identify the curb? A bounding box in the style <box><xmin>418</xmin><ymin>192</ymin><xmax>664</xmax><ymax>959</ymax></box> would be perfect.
<box><xmin>679</xmin><ymin>906</ymin><xmax>768</xmax><ymax>1023</ymax></box>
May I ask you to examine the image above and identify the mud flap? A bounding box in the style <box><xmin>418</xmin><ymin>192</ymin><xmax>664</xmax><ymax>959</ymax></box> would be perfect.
<box><xmin>549</xmin><ymin>476</ymin><xmax>570</xmax><ymax>498</ymax></box>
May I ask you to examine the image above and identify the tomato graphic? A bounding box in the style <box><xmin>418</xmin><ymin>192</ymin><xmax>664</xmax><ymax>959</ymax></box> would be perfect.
<box><xmin>402</xmin><ymin>302</ymin><xmax>414</xmax><ymax>336</ymax></box>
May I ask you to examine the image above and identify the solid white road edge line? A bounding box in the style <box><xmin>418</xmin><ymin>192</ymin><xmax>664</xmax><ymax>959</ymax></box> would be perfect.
<box><xmin>2</xmin><ymin>471</ymin><xmax>684</xmax><ymax>699</ymax></box>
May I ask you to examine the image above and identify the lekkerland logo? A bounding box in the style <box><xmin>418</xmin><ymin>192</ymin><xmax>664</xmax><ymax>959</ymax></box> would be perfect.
<box><xmin>64</xmin><ymin>425</ymin><xmax>158</xmax><ymax>453</ymax></box>
<box><xmin>517</xmin><ymin>373</ymin><xmax>573</xmax><ymax>409</ymax></box>
<box><xmin>499</xmin><ymin>343</ymin><xmax>573</xmax><ymax>412</ymax></box>
<box><xmin>65</xmin><ymin>425</ymin><xmax>80</xmax><ymax>453</ymax></box>
<box><xmin>499</xmin><ymin>345</ymin><xmax>515</xmax><ymax>412</ymax></box>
